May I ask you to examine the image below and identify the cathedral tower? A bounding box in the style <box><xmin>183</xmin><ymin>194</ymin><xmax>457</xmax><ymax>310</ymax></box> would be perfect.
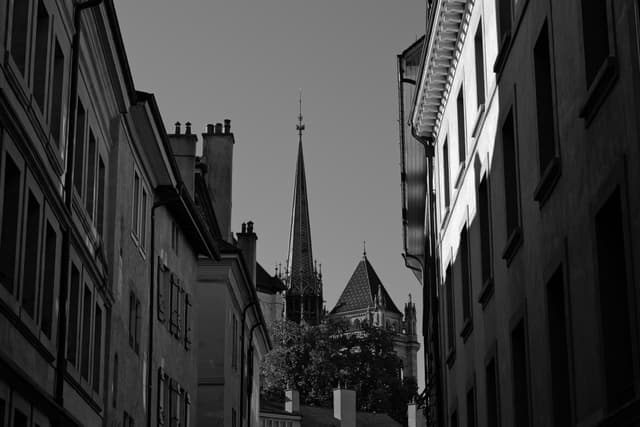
<box><xmin>283</xmin><ymin>92</ymin><xmax>323</xmax><ymax>325</ymax></box>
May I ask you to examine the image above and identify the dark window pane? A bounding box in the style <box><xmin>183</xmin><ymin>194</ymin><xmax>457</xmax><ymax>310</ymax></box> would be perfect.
<box><xmin>93</xmin><ymin>303</ymin><xmax>102</xmax><ymax>392</ymax></box>
<box><xmin>596</xmin><ymin>187</ymin><xmax>634</xmax><ymax>410</ymax></box>
<box><xmin>0</xmin><ymin>155</ymin><xmax>22</xmax><ymax>294</ymax></box>
<box><xmin>33</xmin><ymin>1</ymin><xmax>50</xmax><ymax>113</ymax></box>
<box><xmin>443</xmin><ymin>139</ymin><xmax>450</xmax><ymax>210</ymax></box>
<box><xmin>446</xmin><ymin>266</ymin><xmax>455</xmax><ymax>350</ymax></box>
<box><xmin>13</xmin><ymin>407</ymin><xmax>28</xmax><ymax>427</ymax></box>
<box><xmin>486</xmin><ymin>358</ymin><xmax>500</xmax><ymax>426</ymax></box>
<box><xmin>460</xmin><ymin>227</ymin><xmax>471</xmax><ymax>322</ymax></box>
<box><xmin>581</xmin><ymin>0</ymin><xmax>609</xmax><ymax>86</ymax></box>
<box><xmin>512</xmin><ymin>320</ymin><xmax>530</xmax><ymax>427</ymax></box>
<box><xmin>10</xmin><ymin>0</ymin><xmax>30</xmax><ymax>75</ymax></box>
<box><xmin>457</xmin><ymin>90</ymin><xmax>466</xmax><ymax>163</ymax></box>
<box><xmin>478</xmin><ymin>178</ymin><xmax>492</xmax><ymax>282</ymax></box>
<box><xmin>73</xmin><ymin>102</ymin><xmax>86</xmax><ymax>194</ymax></box>
<box><xmin>50</xmin><ymin>41</ymin><xmax>65</xmax><ymax>146</ymax></box>
<box><xmin>534</xmin><ymin>23</ymin><xmax>555</xmax><ymax>173</ymax></box>
<box><xmin>133</xmin><ymin>174</ymin><xmax>139</xmax><ymax>235</ymax></box>
<box><xmin>475</xmin><ymin>24</ymin><xmax>485</xmax><ymax>107</ymax></box>
<box><xmin>21</xmin><ymin>191</ymin><xmax>41</xmax><ymax>319</ymax></box>
<box><xmin>498</xmin><ymin>0</ymin><xmax>512</xmax><ymax>40</ymax></box>
<box><xmin>502</xmin><ymin>112</ymin><xmax>519</xmax><ymax>236</ymax></box>
<box><xmin>547</xmin><ymin>267</ymin><xmax>571</xmax><ymax>426</ymax></box>
<box><xmin>41</xmin><ymin>222</ymin><xmax>57</xmax><ymax>338</ymax></box>
<box><xmin>96</xmin><ymin>157</ymin><xmax>105</xmax><ymax>235</ymax></box>
<box><xmin>66</xmin><ymin>264</ymin><xmax>80</xmax><ymax>364</ymax></box>
<box><xmin>85</xmin><ymin>132</ymin><xmax>96</xmax><ymax>218</ymax></box>
<box><xmin>80</xmin><ymin>285</ymin><xmax>92</xmax><ymax>380</ymax></box>
<box><xmin>141</xmin><ymin>189</ymin><xmax>147</xmax><ymax>248</ymax></box>
<box><xmin>467</xmin><ymin>387</ymin><xmax>476</xmax><ymax>427</ymax></box>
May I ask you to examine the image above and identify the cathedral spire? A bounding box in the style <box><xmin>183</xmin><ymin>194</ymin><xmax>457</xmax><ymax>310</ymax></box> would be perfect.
<box><xmin>285</xmin><ymin>91</ymin><xmax>323</xmax><ymax>325</ymax></box>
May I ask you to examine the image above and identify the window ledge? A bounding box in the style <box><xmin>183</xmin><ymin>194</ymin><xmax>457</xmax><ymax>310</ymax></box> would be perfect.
<box><xmin>471</xmin><ymin>103</ymin><xmax>486</xmax><ymax>138</ymax></box>
<box><xmin>446</xmin><ymin>348</ymin><xmax>456</xmax><ymax>369</ymax></box>
<box><xmin>501</xmin><ymin>226</ymin><xmax>523</xmax><ymax>266</ymax></box>
<box><xmin>533</xmin><ymin>156</ymin><xmax>561</xmax><ymax>206</ymax></box>
<box><xmin>579</xmin><ymin>56</ymin><xmax>619</xmax><ymax>126</ymax></box>
<box><xmin>493</xmin><ymin>32</ymin><xmax>512</xmax><ymax>78</ymax></box>
<box><xmin>460</xmin><ymin>318</ymin><xmax>473</xmax><ymax>342</ymax></box>
<box><xmin>478</xmin><ymin>277</ymin><xmax>494</xmax><ymax>309</ymax></box>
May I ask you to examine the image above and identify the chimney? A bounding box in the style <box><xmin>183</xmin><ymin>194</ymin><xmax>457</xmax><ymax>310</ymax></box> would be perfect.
<box><xmin>407</xmin><ymin>403</ymin><xmax>425</xmax><ymax>427</ymax></box>
<box><xmin>224</xmin><ymin>119</ymin><xmax>231</xmax><ymax>134</ymax></box>
<box><xmin>236</xmin><ymin>221</ymin><xmax>257</xmax><ymax>285</ymax></box>
<box><xmin>333</xmin><ymin>388</ymin><xmax>356</xmax><ymax>427</ymax></box>
<box><xmin>202</xmin><ymin>120</ymin><xmax>235</xmax><ymax>241</ymax></box>
<box><xmin>168</xmin><ymin>121</ymin><xmax>198</xmax><ymax>196</ymax></box>
<box><xmin>285</xmin><ymin>389</ymin><xmax>300</xmax><ymax>414</ymax></box>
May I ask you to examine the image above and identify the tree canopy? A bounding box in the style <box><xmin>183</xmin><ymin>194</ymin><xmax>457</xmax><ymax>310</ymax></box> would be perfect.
<box><xmin>261</xmin><ymin>319</ymin><xmax>417</xmax><ymax>424</ymax></box>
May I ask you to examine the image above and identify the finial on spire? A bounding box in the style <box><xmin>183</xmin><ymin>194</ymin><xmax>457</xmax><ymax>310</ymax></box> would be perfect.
<box><xmin>363</xmin><ymin>240</ymin><xmax>367</xmax><ymax>258</ymax></box>
<box><xmin>296</xmin><ymin>89</ymin><xmax>305</xmax><ymax>141</ymax></box>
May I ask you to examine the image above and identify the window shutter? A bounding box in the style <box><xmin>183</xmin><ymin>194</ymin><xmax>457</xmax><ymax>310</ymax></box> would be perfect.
<box><xmin>184</xmin><ymin>392</ymin><xmax>191</xmax><ymax>427</ymax></box>
<box><xmin>170</xmin><ymin>274</ymin><xmax>177</xmax><ymax>334</ymax></box>
<box><xmin>185</xmin><ymin>294</ymin><xmax>192</xmax><ymax>350</ymax></box>
<box><xmin>157</xmin><ymin>259</ymin><xmax>165</xmax><ymax>322</ymax></box>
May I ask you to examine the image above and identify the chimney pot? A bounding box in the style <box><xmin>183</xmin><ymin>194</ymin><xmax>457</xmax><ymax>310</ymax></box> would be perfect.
<box><xmin>174</xmin><ymin>121</ymin><xmax>181</xmax><ymax>135</ymax></box>
<box><xmin>241</xmin><ymin>222</ymin><xmax>247</xmax><ymax>234</ymax></box>
<box><xmin>215</xmin><ymin>123</ymin><xmax>223</xmax><ymax>134</ymax></box>
<box><xmin>224</xmin><ymin>119</ymin><xmax>231</xmax><ymax>134</ymax></box>
<box><xmin>247</xmin><ymin>220</ymin><xmax>254</xmax><ymax>234</ymax></box>
<box><xmin>207</xmin><ymin>124</ymin><xmax>215</xmax><ymax>135</ymax></box>
<box><xmin>185</xmin><ymin>122</ymin><xmax>192</xmax><ymax>135</ymax></box>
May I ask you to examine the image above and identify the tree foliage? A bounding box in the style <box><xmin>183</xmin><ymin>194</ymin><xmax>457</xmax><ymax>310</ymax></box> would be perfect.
<box><xmin>261</xmin><ymin>319</ymin><xmax>418</xmax><ymax>424</ymax></box>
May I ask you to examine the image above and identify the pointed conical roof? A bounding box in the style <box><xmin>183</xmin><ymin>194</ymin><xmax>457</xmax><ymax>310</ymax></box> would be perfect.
<box><xmin>330</xmin><ymin>255</ymin><xmax>401</xmax><ymax>315</ymax></box>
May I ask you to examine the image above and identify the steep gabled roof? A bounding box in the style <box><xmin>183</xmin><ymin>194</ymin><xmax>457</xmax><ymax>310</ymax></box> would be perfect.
<box><xmin>330</xmin><ymin>256</ymin><xmax>401</xmax><ymax>316</ymax></box>
<box><xmin>257</xmin><ymin>263</ymin><xmax>286</xmax><ymax>294</ymax></box>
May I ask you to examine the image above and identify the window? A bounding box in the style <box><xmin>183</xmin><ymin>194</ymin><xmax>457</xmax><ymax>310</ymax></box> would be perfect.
<box><xmin>185</xmin><ymin>293</ymin><xmax>192</xmax><ymax>350</ymax></box>
<box><xmin>129</xmin><ymin>291</ymin><xmax>141</xmax><ymax>354</ymax></box>
<box><xmin>73</xmin><ymin>102</ymin><xmax>86</xmax><ymax>194</ymax></box>
<box><xmin>595</xmin><ymin>187</ymin><xmax>634</xmax><ymax>410</ymax></box>
<box><xmin>40</xmin><ymin>218</ymin><xmax>60</xmax><ymax>340</ymax></box>
<box><xmin>546</xmin><ymin>267</ymin><xmax>571</xmax><ymax>426</ymax></box>
<box><xmin>158</xmin><ymin>368</ymin><xmax>167</xmax><ymax>425</ymax></box>
<box><xmin>20</xmin><ymin>189</ymin><xmax>42</xmax><ymax>320</ymax></box>
<box><xmin>457</xmin><ymin>88</ymin><xmax>466</xmax><ymax>165</ymax></box>
<box><xmin>66</xmin><ymin>264</ymin><xmax>81</xmax><ymax>365</ymax></box>
<box><xmin>0</xmin><ymin>148</ymin><xmax>23</xmax><ymax>295</ymax></box>
<box><xmin>497</xmin><ymin>0</ymin><xmax>512</xmax><ymax>43</ymax></box>
<box><xmin>123</xmin><ymin>411</ymin><xmax>134</xmax><ymax>427</ymax></box>
<box><xmin>581</xmin><ymin>0</ymin><xmax>610</xmax><ymax>87</ymax></box>
<box><xmin>511</xmin><ymin>319</ymin><xmax>530</xmax><ymax>427</ymax></box>
<box><xmin>113</xmin><ymin>354</ymin><xmax>118</xmax><ymax>408</ymax></box>
<box><xmin>170</xmin><ymin>275</ymin><xmax>180</xmax><ymax>337</ymax></box>
<box><xmin>80</xmin><ymin>285</ymin><xmax>92</xmax><ymax>380</ymax></box>
<box><xmin>478</xmin><ymin>177</ymin><xmax>492</xmax><ymax>286</ymax></box>
<box><xmin>9</xmin><ymin>0</ymin><xmax>30</xmax><ymax>75</ymax></box>
<box><xmin>534</xmin><ymin>22</ymin><xmax>556</xmax><ymax>177</ymax></box>
<box><xmin>171</xmin><ymin>221</ymin><xmax>179</xmax><ymax>255</ymax></box>
<box><xmin>443</xmin><ymin>138</ymin><xmax>451</xmax><ymax>213</ymax></box>
<box><xmin>33</xmin><ymin>1</ymin><xmax>50</xmax><ymax>114</ymax></box>
<box><xmin>486</xmin><ymin>357</ymin><xmax>500</xmax><ymax>426</ymax></box>
<box><xmin>232</xmin><ymin>314</ymin><xmax>238</xmax><ymax>370</ymax></box>
<box><xmin>445</xmin><ymin>265</ymin><xmax>455</xmax><ymax>355</ymax></box>
<box><xmin>466</xmin><ymin>386</ymin><xmax>476</xmax><ymax>427</ymax></box>
<box><xmin>451</xmin><ymin>410</ymin><xmax>458</xmax><ymax>427</ymax></box>
<box><xmin>132</xmin><ymin>170</ymin><xmax>149</xmax><ymax>250</ymax></box>
<box><xmin>96</xmin><ymin>157</ymin><xmax>106</xmax><ymax>235</ymax></box>
<box><xmin>184</xmin><ymin>392</ymin><xmax>191</xmax><ymax>427</ymax></box>
<box><xmin>157</xmin><ymin>262</ymin><xmax>167</xmax><ymax>322</ymax></box>
<box><xmin>460</xmin><ymin>226</ymin><xmax>472</xmax><ymax>330</ymax></box>
<box><xmin>501</xmin><ymin>111</ymin><xmax>521</xmax><ymax>260</ymax></box>
<box><xmin>50</xmin><ymin>41</ymin><xmax>65</xmax><ymax>146</ymax></box>
<box><xmin>93</xmin><ymin>303</ymin><xmax>103</xmax><ymax>393</ymax></box>
<box><xmin>474</xmin><ymin>23</ymin><xmax>485</xmax><ymax>108</ymax></box>
<box><xmin>85</xmin><ymin>132</ymin><xmax>97</xmax><ymax>218</ymax></box>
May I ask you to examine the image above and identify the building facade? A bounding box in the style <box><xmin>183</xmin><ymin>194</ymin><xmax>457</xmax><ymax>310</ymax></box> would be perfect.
<box><xmin>400</xmin><ymin>0</ymin><xmax>640</xmax><ymax>426</ymax></box>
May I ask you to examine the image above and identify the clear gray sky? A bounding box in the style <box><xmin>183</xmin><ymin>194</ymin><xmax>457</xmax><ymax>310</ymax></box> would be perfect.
<box><xmin>114</xmin><ymin>0</ymin><xmax>426</xmax><ymax>386</ymax></box>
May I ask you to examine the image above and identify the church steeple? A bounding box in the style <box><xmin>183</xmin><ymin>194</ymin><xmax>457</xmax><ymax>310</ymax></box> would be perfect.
<box><xmin>284</xmin><ymin>91</ymin><xmax>323</xmax><ymax>325</ymax></box>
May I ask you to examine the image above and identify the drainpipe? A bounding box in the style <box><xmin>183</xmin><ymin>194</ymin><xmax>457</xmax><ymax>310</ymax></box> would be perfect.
<box><xmin>411</xmin><ymin>127</ymin><xmax>443</xmax><ymax>427</ymax></box>
<box><xmin>245</xmin><ymin>320</ymin><xmax>264</xmax><ymax>426</ymax></box>
<box><xmin>55</xmin><ymin>0</ymin><xmax>104</xmax><ymax>408</ymax></box>
<box><xmin>146</xmin><ymin>188</ymin><xmax>181</xmax><ymax>427</ymax></box>
<box><xmin>239</xmin><ymin>299</ymin><xmax>256</xmax><ymax>425</ymax></box>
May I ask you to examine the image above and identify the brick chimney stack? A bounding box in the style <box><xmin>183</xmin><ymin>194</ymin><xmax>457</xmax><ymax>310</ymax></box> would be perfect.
<box><xmin>202</xmin><ymin>119</ymin><xmax>234</xmax><ymax>241</ymax></box>
<box><xmin>236</xmin><ymin>221</ymin><xmax>257</xmax><ymax>285</ymax></box>
<box><xmin>333</xmin><ymin>388</ymin><xmax>356</xmax><ymax>427</ymax></box>
<box><xmin>168</xmin><ymin>121</ymin><xmax>197</xmax><ymax>196</ymax></box>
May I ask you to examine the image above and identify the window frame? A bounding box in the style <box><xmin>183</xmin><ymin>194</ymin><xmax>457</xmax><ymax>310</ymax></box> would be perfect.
<box><xmin>510</xmin><ymin>310</ymin><xmax>531</xmax><ymax>427</ymax></box>
<box><xmin>38</xmin><ymin>203</ymin><xmax>61</xmax><ymax>350</ymax></box>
